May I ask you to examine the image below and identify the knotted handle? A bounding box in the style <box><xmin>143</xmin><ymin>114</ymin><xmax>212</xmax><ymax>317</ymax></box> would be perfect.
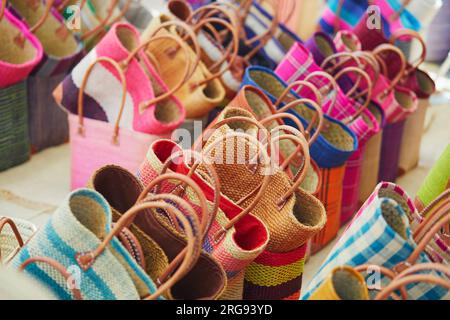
<box><xmin>76</xmin><ymin>199</ymin><xmax>201</xmax><ymax>300</ymax></box>
<box><xmin>77</xmin><ymin>56</ymin><xmax>126</xmax><ymax>144</ymax></box>
<box><xmin>20</xmin><ymin>256</ymin><xmax>83</xmax><ymax>300</ymax></box>
<box><xmin>276</xmin><ymin>98</ymin><xmax>325</xmax><ymax>146</ymax></box>
<box><xmin>0</xmin><ymin>217</ymin><xmax>24</xmax><ymax>263</ymax></box>
<box><xmin>389</xmin><ymin>29</ymin><xmax>427</xmax><ymax>76</ymax></box>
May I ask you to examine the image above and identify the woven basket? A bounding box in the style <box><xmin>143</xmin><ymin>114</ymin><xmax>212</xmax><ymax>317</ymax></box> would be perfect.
<box><xmin>0</xmin><ymin>217</ymin><xmax>37</xmax><ymax>263</ymax></box>
<box><xmin>0</xmin><ymin>81</ymin><xmax>30</xmax><ymax>171</ymax></box>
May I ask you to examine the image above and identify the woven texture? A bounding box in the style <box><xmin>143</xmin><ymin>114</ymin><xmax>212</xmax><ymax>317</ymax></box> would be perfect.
<box><xmin>55</xmin><ymin>22</ymin><xmax>185</xmax><ymax>135</ymax></box>
<box><xmin>11</xmin><ymin>189</ymin><xmax>160</xmax><ymax>300</ymax></box>
<box><xmin>0</xmin><ymin>10</ymin><xmax>43</xmax><ymax>88</ymax></box>
<box><xmin>0</xmin><ymin>81</ymin><xmax>30</xmax><ymax>172</ymax></box>
<box><xmin>378</xmin><ymin>120</ymin><xmax>406</xmax><ymax>183</ymax></box>
<box><xmin>415</xmin><ymin>143</ymin><xmax>450</xmax><ymax>211</ymax></box>
<box><xmin>137</xmin><ymin>139</ymin><xmax>266</xmax><ymax>300</ymax></box>
<box><xmin>303</xmin><ymin>182</ymin><xmax>449</xmax><ymax>300</ymax></box>
<box><xmin>243</xmin><ymin>245</ymin><xmax>306</xmax><ymax>300</ymax></box>
<box><xmin>242</xmin><ymin>66</ymin><xmax>358</xmax><ymax>168</ymax></box>
<box><xmin>0</xmin><ymin>217</ymin><xmax>37</xmax><ymax>263</ymax></box>
<box><xmin>142</xmin><ymin>15</ymin><xmax>225</xmax><ymax>119</ymax></box>
<box><xmin>28</xmin><ymin>74</ymin><xmax>69</xmax><ymax>152</ymax></box>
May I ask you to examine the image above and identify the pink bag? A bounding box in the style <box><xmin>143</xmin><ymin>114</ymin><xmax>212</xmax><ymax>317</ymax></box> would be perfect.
<box><xmin>68</xmin><ymin>56</ymin><xmax>169</xmax><ymax>190</ymax></box>
<box><xmin>54</xmin><ymin>22</ymin><xmax>186</xmax><ymax>135</ymax></box>
<box><xmin>0</xmin><ymin>9</ymin><xmax>43</xmax><ymax>88</ymax></box>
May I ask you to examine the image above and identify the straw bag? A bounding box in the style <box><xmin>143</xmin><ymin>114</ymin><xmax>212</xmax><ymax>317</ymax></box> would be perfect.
<box><xmin>61</xmin><ymin>53</ymin><xmax>181</xmax><ymax>190</ymax></box>
<box><xmin>11</xmin><ymin>188</ymin><xmax>204</xmax><ymax>300</ymax></box>
<box><xmin>88</xmin><ymin>167</ymin><xmax>227</xmax><ymax>300</ymax></box>
<box><xmin>54</xmin><ymin>21</ymin><xmax>186</xmax><ymax>135</ymax></box>
<box><xmin>0</xmin><ymin>7</ymin><xmax>43</xmax><ymax>171</ymax></box>
<box><xmin>319</xmin><ymin>0</ymin><xmax>420</xmax><ymax>36</ymax></box>
<box><xmin>201</xmin><ymin>107</ymin><xmax>326</xmax><ymax>299</ymax></box>
<box><xmin>118</xmin><ymin>0</ymin><xmax>152</xmax><ymax>31</ymax></box>
<box><xmin>241</xmin><ymin>66</ymin><xmax>357</xmax><ymax>250</ymax></box>
<box><xmin>303</xmin><ymin>182</ymin><xmax>449</xmax><ymax>300</ymax></box>
<box><xmin>415</xmin><ymin>144</ymin><xmax>450</xmax><ymax>211</ymax></box>
<box><xmin>138</xmin><ymin>139</ymin><xmax>269</xmax><ymax>300</ymax></box>
<box><xmin>142</xmin><ymin>14</ymin><xmax>226</xmax><ymax>119</ymax></box>
<box><xmin>0</xmin><ymin>217</ymin><xmax>37</xmax><ymax>264</ymax></box>
<box><xmin>306</xmin><ymin>266</ymin><xmax>369</xmax><ymax>300</ymax></box>
<box><xmin>229</xmin><ymin>85</ymin><xmax>322</xmax><ymax>195</ymax></box>
<box><xmin>6</xmin><ymin>0</ymin><xmax>83</xmax><ymax>152</ymax></box>
<box><xmin>167</xmin><ymin>1</ymin><xmax>244</xmax><ymax>100</ymax></box>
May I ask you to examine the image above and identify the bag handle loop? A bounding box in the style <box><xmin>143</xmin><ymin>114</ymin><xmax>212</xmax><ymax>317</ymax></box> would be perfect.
<box><xmin>373</xmin><ymin>44</ymin><xmax>407</xmax><ymax>96</ymax></box>
<box><xmin>276</xmin><ymin>98</ymin><xmax>325</xmax><ymax>145</ymax></box>
<box><xmin>76</xmin><ymin>198</ymin><xmax>201</xmax><ymax>300</ymax></box>
<box><xmin>260</xmin><ymin>112</ymin><xmax>306</xmax><ymax>136</ymax></box>
<box><xmin>304</xmin><ymin>71</ymin><xmax>339</xmax><ymax>116</ymax></box>
<box><xmin>389</xmin><ymin>29</ymin><xmax>426</xmax><ymax>76</ymax></box>
<box><xmin>0</xmin><ymin>217</ymin><xmax>24</xmax><ymax>263</ymax></box>
<box><xmin>274</xmin><ymin>80</ymin><xmax>324</xmax><ymax>110</ymax></box>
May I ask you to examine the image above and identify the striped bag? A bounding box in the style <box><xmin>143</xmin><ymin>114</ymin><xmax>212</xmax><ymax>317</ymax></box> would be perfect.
<box><xmin>202</xmin><ymin>107</ymin><xmax>327</xmax><ymax>299</ymax></box>
<box><xmin>242</xmin><ymin>66</ymin><xmax>358</xmax><ymax>250</ymax></box>
<box><xmin>54</xmin><ymin>22</ymin><xmax>185</xmax><ymax>135</ymax></box>
<box><xmin>319</xmin><ymin>0</ymin><xmax>420</xmax><ymax>36</ymax></box>
<box><xmin>415</xmin><ymin>144</ymin><xmax>450</xmax><ymax>212</ymax></box>
<box><xmin>11</xmin><ymin>188</ymin><xmax>203</xmax><ymax>300</ymax></box>
<box><xmin>137</xmin><ymin>139</ymin><xmax>269</xmax><ymax>300</ymax></box>
<box><xmin>0</xmin><ymin>8</ymin><xmax>43</xmax><ymax>171</ymax></box>
<box><xmin>88</xmin><ymin>165</ymin><xmax>227</xmax><ymax>300</ymax></box>
<box><xmin>302</xmin><ymin>182</ymin><xmax>449</xmax><ymax>300</ymax></box>
<box><xmin>7</xmin><ymin>0</ymin><xmax>84</xmax><ymax>152</ymax></box>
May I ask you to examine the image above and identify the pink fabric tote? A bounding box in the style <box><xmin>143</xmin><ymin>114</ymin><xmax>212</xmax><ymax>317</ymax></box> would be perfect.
<box><xmin>54</xmin><ymin>22</ymin><xmax>186</xmax><ymax>136</ymax></box>
<box><xmin>68</xmin><ymin>56</ymin><xmax>169</xmax><ymax>190</ymax></box>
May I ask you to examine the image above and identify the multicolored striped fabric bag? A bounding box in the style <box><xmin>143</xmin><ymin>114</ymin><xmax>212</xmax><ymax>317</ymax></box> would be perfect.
<box><xmin>415</xmin><ymin>143</ymin><xmax>450</xmax><ymax>211</ymax></box>
<box><xmin>6</xmin><ymin>0</ymin><xmax>84</xmax><ymax>152</ymax></box>
<box><xmin>241</xmin><ymin>66</ymin><xmax>357</xmax><ymax>250</ymax></box>
<box><xmin>11</xmin><ymin>189</ymin><xmax>162</xmax><ymax>300</ymax></box>
<box><xmin>319</xmin><ymin>0</ymin><xmax>421</xmax><ymax>36</ymax></box>
<box><xmin>137</xmin><ymin>139</ymin><xmax>269</xmax><ymax>300</ymax></box>
<box><xmin>0</xmin><ymin>8</ymin><xmax>43</xmax><ymax>171</ymax></box>
<box><xmin>302</xmin><ymin>182</ymin><xmax>449</xmax><ymax>300</ymax></box>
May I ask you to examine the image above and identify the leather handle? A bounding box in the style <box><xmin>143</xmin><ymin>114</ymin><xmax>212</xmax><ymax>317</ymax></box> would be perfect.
<box><xmin>275</xmin><ymin>80</ymin><xmax>324</xmax><ymax>110</ymax></box>
<box><xmin>276</xmin><ymin>98</ymin><xmax>325</xmax><ymax>146</ymax></box>
<box><xmin>0</xmin><ymin>0</ymin><xmax>6</xmax><ymax>21</ymax></box>
<box><xmin>396</xmin><ymin>203</ymin><xmax>450</xmax><ymax>271</ymax></box>
<box><xmin>76</xmin><ymin>199</ymin><xmax>201</xmax><ymax>300</ymax></box>
<box><xmin>334</xmin><ymin>66</ymin><xmax>373</xmax><ymax>124</ymax></box>
<box><xmin>0</xmin><ymin>217</ymin><xmax>24</xmax><ymax>263</ymax></box>
<box><xmin>77</xmin><ymin>56</ymin><xmax>126</xmax><ymax>144</ymax></box>
<box><xmin>375</xmin><ymin>264</ymin><xmax>450</xmax><ymax>300</ymax></box>
<box><xmin>80</xmin><ymin>0</ymin><xmax>119</xmax><ymax>41</ymax></box>
<box><xmin>304</xmin><ymin>71</ymin><xmax>339</xmax><ymax>117</ymax></box>
<box><xmin>389</xmin><ymin>29</ymin><xmax>426</xmax><ymax>75</ymax></box>
<box><xmin>200</xmin><ymin>131</ymin><xmax>272</xmax><ymax>237</ymax></box>
<box><xmin>373</xmin><ymin>44</ymin><xmax>407</xmax><ymax>94</ymax></box>
<box><xmin>136</xmin><ymin>20</ymin><xmax>201</xmax><ymax>110</ymax></box>
<box><xmin>260</xmin><ymin>112</ymin><xmax>306</xmax><ymax>136</ymax></box>
<box><xmin>20</xmin><ymin>256</ymin><xmax>83</xmax><ymax>300</ymax></box>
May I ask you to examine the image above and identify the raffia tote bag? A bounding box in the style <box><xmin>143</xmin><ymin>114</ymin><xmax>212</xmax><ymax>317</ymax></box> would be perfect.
<box><xmin>415</xmin><ymin>144</ymin><xmax>450</xmax><ymax>211</ymax></box>
<box><xmin>137</xmin><ymin>139</ymin><xmax>268</xmax><ymax>300</ymax></box>
<box><xmin>7</xmin><ymin>0</ymin><xmax>84</xmax><ymax>152</ymax></box>
<box><xmin>302</xmin><ymin>182</ymin><xmax>449</xmax><ymax>300</ymax></box>
<box><xmin>201</xmin><ymin>107</ymin><xmax>326</xmax><ymax>299</ymax></box>
<box><xmin>142</xmin><ymin>14</ymin><xmax>226</xmax><ymax>119</ymax></box>
<box><xmin>241</xmin><ymin>66</ymin><xmax>357</xmax><ymax>251</ymax></box>
<box><xmin>54</xmin><ymin>22</ymin><xmax>186</xmax><ymax>136</ymax></box>
<box><xmin>319</xmin><ymin>0</ymin><xmax>421</xmax><ymax>36</ymax></box>
<box><xmin>0</xmin><ymin>217</ymin><xmax>37</xmax><ymax>264</ymax></box>
<box><xmin>88</xmin><ymin>166</ymin><xmax>227</xmax><ymax>300</ymax></box>
<box><xmin>11</xmin><ymin>188</ymin><xmax>204</xmax><ymax>300</ymax></box>
<box><xmin>0</xmin><ymin>7</ymin><xmax>43</xmax><ymax>172</ymax></box>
